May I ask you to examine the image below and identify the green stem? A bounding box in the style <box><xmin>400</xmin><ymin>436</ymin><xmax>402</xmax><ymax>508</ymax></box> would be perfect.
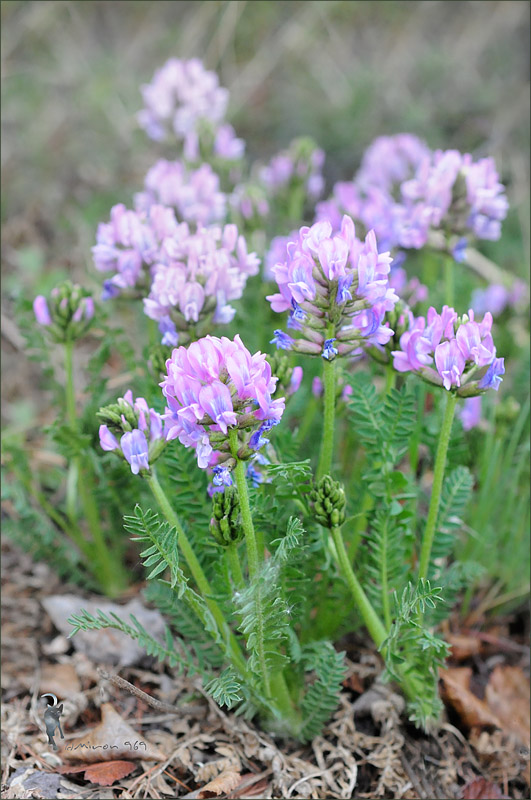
<box><xmin>226</xmin><ymin>544</ymin><xmax>244</xmax><ymax>590</ymax></box>
<box><xmin>444</xmin><ymin>254</ymin><xmax>455</xmax><ymax>308</ymax></box>
<box><xmin>384</xmin><ymin>363</ymin><xmax>396</xmax><ymax>395</ymax></box>
<box><xmin>64</xmin><ymin>340</ymin><xmax>121</xmax><ymax>596</ymax></box>
<box><xmin>330</xmin><ymin>525</ymin><xmax>387</xmax><ymax>647</ymax></box>
<box><xmin>418</xmin><ymin>391</ymin><xmax>458</xmax><ymax>582</ymax></box>
<box><xmin>229</xmin><ymin>429</ymin><xmax>294</xmax><ymax>713</ymax></box>
<box><xmin>146</xmin><ymin>469</ymin><xmax>247</xmax><ymax>676</ymax></box>
<box><xmin>380</xmin><ymin>518</ymin><xmax>392</xmax><ymax>630</ymax></box>
<box><xmin>330</xmin><ymin>524</ymin><xmax>423</xmax><ymax>707</ymax></box>
<box><xmin>317</xmin><ymin>355</ymin><xmax>336</xmax><ymax>479</ymax></box>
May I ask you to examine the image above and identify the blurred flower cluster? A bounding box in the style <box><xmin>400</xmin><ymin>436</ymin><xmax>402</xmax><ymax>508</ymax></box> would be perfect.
<box><xmin>315</xmin><ymin>134</ymin><xmax>509</xmax><ymax>255</ymax></box>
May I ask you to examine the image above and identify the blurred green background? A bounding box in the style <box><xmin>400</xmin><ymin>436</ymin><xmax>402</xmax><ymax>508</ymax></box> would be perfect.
<box><xmin>2</xmin><ymin>0</ymin><xmax>530</xmax><ymax>428</ymax></box>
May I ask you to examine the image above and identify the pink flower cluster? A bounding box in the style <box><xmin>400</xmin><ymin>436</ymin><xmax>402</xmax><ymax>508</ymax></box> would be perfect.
<box><xmin>392</xmin><ymin>306</ymin><xmax>504</xmax><ymax>394</ymax></box>
<box><xmin>267</xmin><ymin>217</ymin><xmax>398</xmax><ymax>359</ymax></box>
<box><xmin>92</xmin><ymin>200</ymin><xmax>259</xmax><ymax>342</ymax></box>
<box><xmin>161</xmin><ymin>334</ymin><xmax>285</xmax><ymax>470</ymax></box>
<box><xmin>92</xmin><ymin>203</ymin><xmax>185</xmax><ymax>298</ymax></box>
<box><xmin>137</xmin><ymin>58</ymin><xmax>230</xmax><ymax>154</ymax></box>
<box><xmin>315</xmin><ymin>135</ymin><xmax>509</xmax><ymax>253</ymax></box>
<box><xmin>143</xmin><ymin>223</ymin><xmax>259</xmax><ymax>344</ymax></box>
<box><xmin>135</xmin><ymin>160</ymin><xmax>226</xmax><ymax>226</ymax></box>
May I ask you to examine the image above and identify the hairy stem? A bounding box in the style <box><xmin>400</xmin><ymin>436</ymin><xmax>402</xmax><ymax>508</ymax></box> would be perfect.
<box><xmin>317</xmin><ymin>354</ymin><xmax>336</xmax><ymax>479</ymax></box>
<box><xmin>146</xmin><ymin>469</ymin><xmax>247</xmax><ymax>676</ymax></box>
<box><xmin>418</xmin><ymin>391</ymin><xmax>458</xmax><ymax>582</ymax></box>
<box><xmin>330</xmin><ymin>525</ymin><xmax>387</xmax><ymax>647</ymax></box>
<box><xmin>226</xmin><ymin>543</ymin><xmax>245</xmax><ymax>590</ymax></box>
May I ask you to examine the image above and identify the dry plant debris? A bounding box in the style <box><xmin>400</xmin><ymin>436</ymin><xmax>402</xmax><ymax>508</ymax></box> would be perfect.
<box><xmin>2</xmin><ymin>538</ymin><xmax>530</xmax><ymax>799</ymax></box>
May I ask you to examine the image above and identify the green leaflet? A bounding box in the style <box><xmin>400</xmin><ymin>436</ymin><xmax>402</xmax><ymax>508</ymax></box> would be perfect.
<box><xmin>125</xmin><ymin>505</ymin><xmax>186</xmax><ymax>589</ymax></box>
<box><xmin>299</xmin><ymin>641</ymin><xmax>346</xmax><ymax>741</ymax></box>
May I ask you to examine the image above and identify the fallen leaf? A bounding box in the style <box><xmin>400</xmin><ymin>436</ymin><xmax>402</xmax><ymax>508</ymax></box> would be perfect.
<box><xmin>83</xmin><ymin>760</ymin><xmax>136</xmax><ymax>786</ymax></box>
<box><xmin>42</xmin><ymin>595</ymin><xmax>167</xmax><ymax>666</ymax></box>
<box><xmin>61</xmin><ymin>702</ymin><xmax>166</xmax><ymax>762</ymax></box>
<box><xmin>198</xmin><ymin>769</ymin><xmax>241</xmax><ymax>798</ymax></box>
<box><xmin>461</xmin><ymin>776</ymin><xmax>506</xmax><ymax>799</ymax></box>
<box><xmin>485</xmin><ymin>665</ymin><xmax>530</xmax><ymax>747</ymax></box>
<box><xmin>40</xmin><ymin>662</ymin><xmax>81</xmax><ymax>697</ymax></box>
<box><xmin>6</xmin><ymin>767</ymin><xmax>83</xmax><ymax>799</ymax></box>
<box><xmin>343</xmin><ymin>673</ymin><xmax>365</xmax><ymax>693</ymax></box>
<box><xmin>446</xmin><ymin>633</ymin><xmax>482</xmax><ymax>661</ymax></box>
<box><xmin>440</xmin><ymin>667</ymin><xmax>501</xmax><ymax>730</ymax></box>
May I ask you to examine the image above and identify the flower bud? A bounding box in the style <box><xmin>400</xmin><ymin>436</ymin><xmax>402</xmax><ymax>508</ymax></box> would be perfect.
<box><xmin>33</xmin><ymin>281</ymin><xmax>95</xmax><ymax>343</ymax></box>
<box><xmin>310</xmin><ymin>475</ymin><xmax>346</xmax><ymax>529</ymax></box>
<box><xmin>210</xmin><ymin>486</ymin><xmax>243</xmax><ymax>546</ymax></box>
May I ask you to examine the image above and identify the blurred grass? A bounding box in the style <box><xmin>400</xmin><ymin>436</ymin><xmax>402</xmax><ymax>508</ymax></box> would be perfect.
<box><xmin>2</xmin><ymin>0</ymin><xmax>529</xmax><ymax>276</ymax></box>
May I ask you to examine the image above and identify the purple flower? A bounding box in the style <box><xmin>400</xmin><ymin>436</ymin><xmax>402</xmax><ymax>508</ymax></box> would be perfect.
<box><xmin>267</xmin><ymin>217</ymin><xmax>397</xmax><ymax>359</ymax></box>
<box><xmin>212</xmin><ymin>465</ymin><xmax>233</xmax><ymax>487</ymax></box>
<box><xmin>478</xmin><ymin>357</ymin><xmax>505</xmax><ymax>391</ymax></box>
<box><xmin>246</xmin><ymin>462</ymin><xmax>263</xmax><ymax>487</ymax></box>
<box><xmin>214</xmin><ymin>123</ymin><xmax>245</xmax><ymax>160</ymax></box>
<box><xmin>99</xmin><ymin>425</ymin><xmax>120</xmax><ymax>452</ymax></box>
<box><xmin>459</xmin><ymin>396</ymin><xmax>482</xmax><ymax>431</ymax></box>
<box><xmin>33</xmin><ymin>296</ymin><xmax>52</xmax><ymax>326</ymax></box>
<box><xmin>161</xmin><ymin>335</ymin><xmax>285</xmax><ymax>468</ymax></box>
<box><xmin>452</xmin><ymin>237</ymin><xmax>468</xmax><ymax>263</ymax></box>
<box><xmin>143</xmin><ymin>222</ymin><xmax>259</xmax><ymax>344</ymax></box>
<box><xmin>456</xmin><ymin>321</ymin><xmax>495</xmax><ymax>366</ymax></box>
<box><xmin>312</xmin><ymin>377</ymin><xmax>323</xmax><ymax>397</ymax></box>
<box><xmin>336</xmin><ymin>274</ymin><xmax>353</xmax><ymax>304</ymax></box>
<box><xmin>434</xmin><ymin>339</ymin><xmax>466</xmax><ymax>390</ymax></box>
<box><xmin>392</xmin><ymin>304</ymin><xmax>504</xmax><ymax>395</ymax></box>
<box><xmin>136</xmin><ymin>160</ymin><xmax>226</xmax><ymax>225</ymax></box>
<box><xmin>121</xmin><ymin>429</ymin><xmax>150</xmax><ymax>475</ymax></box>
<box><xmin>289</xmin><ymin>366</ymin><xmax>303</xmax><ymax>395</ymax></box>
<box><xmin>271</xmin><ymin>330</ymin><xmax>294</xmax><ymax>350</ymax></box>
<box><xmin>137</xmin><ymin>58</ymin><xmax>229</xmax><ymax>151</ymax></box>
<box><xmin>322</xmin><ymin>339</ymin><xmax>338</xmax><ymax>361</ymax></box>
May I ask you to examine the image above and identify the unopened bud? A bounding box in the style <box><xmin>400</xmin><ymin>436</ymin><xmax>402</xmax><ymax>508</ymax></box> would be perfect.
<box><xmin>210</xmin><ymin>486</ymin><xmax>243</xmax><ymax>546</ymax></box>
<box><xmin>310</xmin><ymin>475</ymin><xmax>346</xmax><ymax>528</ymax></box>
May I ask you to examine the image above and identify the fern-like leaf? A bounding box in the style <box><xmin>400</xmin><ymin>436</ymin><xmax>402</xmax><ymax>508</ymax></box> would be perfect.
<box><xmin>124</xmin><ymin>505</ymin><xmax>185</xmax><ymax>590</ymax></box>
<box><xmin>299</xmin><ymin>641</ymin><xmax>346</xmax><ymax>741</ymax></box>
<box><xmin>205</xmin><ymin>668</ymin><xmax>243</xmax><ymax>710</ymax></box>
<box><xmin>430</xmin><ymin>466</ymin><xmax>474</xmax><ymax>568</ymax></box>
<box><xmin>67</xmin><ymin>608</ymin><xmax>195</xmax><ymax>672</ymax></box>
<box><xmin>235</xmin><ymin>561</ymin><xmax>290</xmax><ymax>676</ymax></box>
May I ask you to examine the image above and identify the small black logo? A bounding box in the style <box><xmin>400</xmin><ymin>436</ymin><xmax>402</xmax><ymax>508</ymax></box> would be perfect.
<box><xmin>41</xmin><ymin>693</ymin><xmax>64</xmax><ymax>750</ymax></box>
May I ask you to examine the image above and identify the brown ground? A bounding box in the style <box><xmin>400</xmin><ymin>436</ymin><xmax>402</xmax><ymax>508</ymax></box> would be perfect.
<box><xmin>1</xmin><ymin>537</ymin><xmax>529</xmax><ymax>800</ymax></box>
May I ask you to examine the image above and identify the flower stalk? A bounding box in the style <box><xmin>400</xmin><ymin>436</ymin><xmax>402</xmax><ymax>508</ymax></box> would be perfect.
<box><xmin>146</xmin><ymin>468</ymin><xmax>247</xmax><ymax>675</ymax></box>
<box><xmin>418</xmin><ymin>391</ymin><xmax>458</xmax><ymax>582</ymax></box>
<box><xmin>317</xmin><ymin>351</ymin><xmax>337</xmax><ymax>479</ymax></box>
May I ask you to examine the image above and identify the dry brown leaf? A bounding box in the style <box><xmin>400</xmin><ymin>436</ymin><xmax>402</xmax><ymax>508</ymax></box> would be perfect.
<box><xmin>440</xmin><ymin>667</ymin><xmax>501</xmax><ymax>730</ymax></box>
<box><xmin>61</xmin><ymin>702</ymin><xmax>166</xmax><ymax>762</ymax></box>
<box><xmin>446</xmin><ymin>633</ymin><xmax>482</xmax><ymax>661</ymax></box>
<box><xmin>39</xmin><ymin>662</ymin><xmax>81</xmax><ymax>697</ymax></box>
<box><xmin>198</xmin><ymin>769</ymin><xmax>241</xmax><ymax>798</ymax></box>
<box><xmin>461</xmin><ymin>776</ymin><xmax>506</xmax><ymax>799</ymax></box>
<box><xmin>342</xmin><ymin>673</ymin><xmax>364</xmax><ymax>693</ymax></box>
<box><xmin>484</xmin><ymin>665</ymin><xmax>530</xmax><ymax>747</ymax></box>
<box><xmin>83</xmin><ymin>760</ymin><xmax>136</xmax><ymax>786</ymax></box>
